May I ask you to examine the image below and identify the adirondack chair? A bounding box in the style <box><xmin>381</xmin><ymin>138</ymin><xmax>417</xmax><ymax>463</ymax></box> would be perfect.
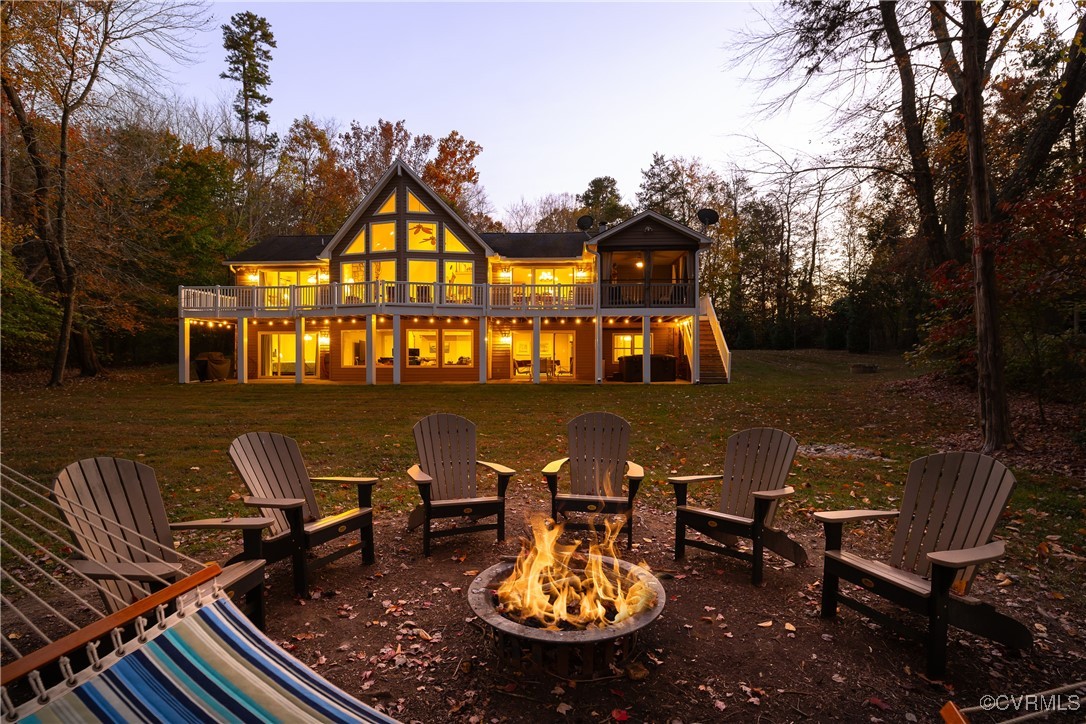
<box><xmin>408</xmin><ymin>413</ymin><xmax>515</xmax><ymax>556</ymax></box>
<box><xmin>228</xmin><ymin>432</ymin><xmax>378</xmax><ymax>597</ymax></box>
<box><xmin>53</xmin><ymin>457</ymin><xmax>270</xmax><ymax>628</ymax></box>
<box><xmin>669</xmin><ymin>427</ymin><xmax>806</xmax><ymax>585</ymax></box>
<box><xmin>543</xmin><ymin>412</ymin><xmax>644</xmax><ymax>548</ymax></box>
<box><xmin>817</xmin><ymin>451</ymin><xmax>1033</xmax><ymax>677</ymax></box>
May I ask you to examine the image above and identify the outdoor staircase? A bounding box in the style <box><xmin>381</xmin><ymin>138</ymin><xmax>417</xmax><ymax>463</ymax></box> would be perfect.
<box><xmin>698</xmin><ymin>296</ymin><xmax>731</xmax><ymax>384</ymax></box>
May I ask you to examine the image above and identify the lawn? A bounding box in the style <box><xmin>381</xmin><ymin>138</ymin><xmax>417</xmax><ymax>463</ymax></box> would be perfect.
<box><xmin>2</xmin><ymin>350</ymin><xmax>1082</xmax><ymax>552</ymax></box>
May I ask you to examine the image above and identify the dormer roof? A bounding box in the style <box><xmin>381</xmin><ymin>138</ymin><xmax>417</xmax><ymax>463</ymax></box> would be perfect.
<box><xmin>590</xmin><ymin>210</ymin><xmax>714</xmax><ymax>249</ymax></box>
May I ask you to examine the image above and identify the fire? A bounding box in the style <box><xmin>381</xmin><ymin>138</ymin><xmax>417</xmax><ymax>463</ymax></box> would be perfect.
<box><xmin>496</xmin><ymin>516</ymin><xmax>656</xmax><ymax>630</ymax></box>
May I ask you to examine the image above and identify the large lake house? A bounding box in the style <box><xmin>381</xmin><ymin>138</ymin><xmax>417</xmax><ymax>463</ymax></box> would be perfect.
<box><xmin>178</xmin><ymin>161</ymin><xmax>731</xmax><ymax>385</ymax></box>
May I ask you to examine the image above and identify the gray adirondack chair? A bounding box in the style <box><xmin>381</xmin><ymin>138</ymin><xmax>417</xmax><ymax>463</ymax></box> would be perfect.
<box><xmin>669</xmin><ymin>427</ymin><xmax>806</xmax><ymax>585</ymax></box>
<box><xmin>53</xmin><ymin>457</ymin><xmax>269</xmax><ymax>628</ymax></box>
<box><xmin>229</xmin><ymin>432</ymin><xmax>377</xmax><ymax>597</ymax></box>
<box><xmin>543</xmin><ymin>412</ymin><xmax>644</xmax><ymax>548</ymax></box>
<box><xmin>408</xmin><ymin>413</ymin><xmax>515</xmax><ymax>556</ymax></box>
<box><xmin>817</xmin><ymin>451</ymin><xmax>1033</xmax><ymax>677</ymax></box>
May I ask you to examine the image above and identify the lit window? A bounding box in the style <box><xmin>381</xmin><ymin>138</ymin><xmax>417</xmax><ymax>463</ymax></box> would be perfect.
<box><xmin>407</xmin><ymin>330</ymin><xmax>438</xmax><ymax>367</ymax></box>
<box><xmin>407</xmin><ymin>221</ymin><xmax>438</xmax><ymax>251</ymax></box>
<box><xmin>344</xmin><ymin>227</ymin><xmax>366</xmax><ymax>255</ymax></box>
<box><xmin>444</xmin><ymin>228</ymin><xmax>469</xmax><ymax>253</ymax></box>
<box><xmin>369</xmin><ymin>260</ymin><xmax>395</xmax><ymax>282</ymax></box>
<box><xmin>376</xmin><ymin>192</ymin><xmax>396</xmax><ymax>215</ymax></box>
<box><xmin>407</xmin><ymin>191</ymin><xmax>431</xmax><ymax>213</ymax></box>
<box><xmin>371</xmin><ymin>221</ymin><xmax>396</xmax><ymax>251</ymax></box>
<box><xmin>408</xmin><ymin>260</ymin><xmax>436</xmax><ymax>303</ymax></box>
<box><xmin>342</xmin><ymin>330</ymin><xmax>366</xmax><ymax>367</ymax></box>
<box><xmin>374</xmin><ymin>330</ymin><xmax>394</xmax><ymax>366</ymax></box>
<box><xmin>612</xmin><ymin>333</ymin><xmax>645</xmax><ymax>362</ymax></box>
<box><xmin>443</xmin><ymin>330</ymin><xmax>474</xmax><ymax>366</ymax></box>
<box><xmin>444</xmin><ymin>261</ymin><xmax>474</xmax><ymax>304</ymax></box>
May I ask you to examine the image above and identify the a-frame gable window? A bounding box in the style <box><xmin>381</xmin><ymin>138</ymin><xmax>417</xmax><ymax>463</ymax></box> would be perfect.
<box><xmin>407</xmin><ymin>221</ymin><xmax>438</xmax><ymax>251</ymax></box>
<box><xmin>344</xmin><ymin>227</ymin><xmax>366</xmax><ymax>255</ymax></box>
<box><xmin>444</xmin><ymin>227</ymin><xmax>470</xmax><ymax>254</ymax></box>
<box><xmin>371</xmin><ymin>221</ymin><xmax>397</xmax><ymax>251</ymax></box>
<box><xmin>376</xmin><ymin>192</ymin><xmax>397</xmax><ymax>215</ymax></box>
<box><xmin>407</xmin><ymin>191</ymin><xmax>432</xmax><ymax>214</ymax></box>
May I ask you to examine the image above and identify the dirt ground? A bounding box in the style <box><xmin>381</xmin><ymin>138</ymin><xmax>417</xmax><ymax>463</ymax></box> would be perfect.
<box><xmin>261</xmin><ymin>484</ymin><xmax>1086</xmax><ymax>724</ymax></box>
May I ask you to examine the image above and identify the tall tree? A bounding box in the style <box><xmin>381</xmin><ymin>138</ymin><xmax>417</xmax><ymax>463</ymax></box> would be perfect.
<box><xmin>274</xmin><ymin>116</ymin><xmax>357</xmax><ymax>234</ymax></box>
<box><xmin>578</xmin><ymin>176</ymin><xmax>631</xmax><ymax>224</ymax></box>
<box><xmin>1</xmin><ymin>0</ymin><xmax>209</xmax><ymax>385</ymax></box>
<box><xmin>339</xmin><ymin>118</ymin><xmax>434</xmax><ymax>194</ymax></box>
<box><xmin>219</xmin><ymin>11</ymin><xmax>275</xmax><ymax>182</ymax></box>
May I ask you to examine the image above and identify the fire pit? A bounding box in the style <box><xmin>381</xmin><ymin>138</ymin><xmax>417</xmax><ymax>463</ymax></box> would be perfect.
<box><xmin>467</xmin><ymin>518</ymin><xmax>666</xmax><ymax>679</ymax></box>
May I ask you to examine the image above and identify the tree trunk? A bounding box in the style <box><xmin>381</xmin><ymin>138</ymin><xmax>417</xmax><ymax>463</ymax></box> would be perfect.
<box><xmin>879</xmin><ymin>1</ymin><xmax>949</xmax><ymax>265</ymax></box>
<box><xmin>961</xmin><ymin>3</ymin><xmax>1014</xmax><ymax>452</ymax></box>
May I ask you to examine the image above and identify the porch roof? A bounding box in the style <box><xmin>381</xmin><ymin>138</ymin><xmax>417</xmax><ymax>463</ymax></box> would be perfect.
<box><xmin>480</xmin><ymin>232</ymin><xmax>588</xmax><ymax>259</ymax></box>
<box><xmin>225</xmin><ymin>235</ymin><xmax>333</xmax><ymax>264</ymax></box>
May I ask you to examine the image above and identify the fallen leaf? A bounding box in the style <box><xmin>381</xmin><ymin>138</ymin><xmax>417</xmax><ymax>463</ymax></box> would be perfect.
<box><xmin>464</xmin><ymin>569</ymin><xmax>480</xmax><ymax>576</ymax></box>
<box><xmin>626</xmin><ymin>662</ymin><xmax>650</xmax><ymax>681</ymax></box>
<box><xmin>757</xmin><ymin>620</ymin><xmax>773</xmax><ymax>627</ymax></box>
<box><xmin>714</xmin><ymin>700</ymin><xmax>727</xmax><ymax>711</ymax></box>
<box><xmin>784</xmin><ymin>622</ymin><xmax>796</xmax><ymax>632</ymax></box>
<box><xmin>611</xmin><ymin>709</ymin><xmax>629</xmax><ymax>721</ymax></box>
<box><xmin>865</xmin><ymin>696</ymin><xmax>891</xmax><ymax>711</ymax></box>
<box><xmin>832</xmin><ymin>674</ymin><xmax>846</xmax><ymax>683</ymax></box>
<box><xmin>556</xmin><ymin>702</ymin><xmax>572</xmax><ymax>715</ymax></box>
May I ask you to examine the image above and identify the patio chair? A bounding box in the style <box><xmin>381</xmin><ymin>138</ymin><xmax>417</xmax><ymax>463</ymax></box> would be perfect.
<box><xmin>53</xmin><ymin>457</ymin><xmax>269</xmax><ymax>628</ymax></box>
<box><xmin>229</xmin><ymin>432</ymin><xmax>377</xmax><ymax>597</ymax></box>
<box><xmin>669</xmin><ymin>427</ymin><xmax>806</xmax><ymax>585</ymax></box>
<box><xmin>817</xmin><ymin>451</ymin><xmax>1033</xmax><ymax>677</ymax></box>
<box><xmin>543</xmin><ymin>412</ymin><xmax>644</xmax><ymax>547</ymax></box>
<box><xmin>408</xmin><ymin>413</ymin><xmax>515</xmax><ymax>556</ymax></box>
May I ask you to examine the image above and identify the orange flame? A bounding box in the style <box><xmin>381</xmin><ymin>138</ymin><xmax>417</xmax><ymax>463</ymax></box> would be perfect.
<box><xmin>496</xmin><ymin>516</ymin><xmax>655</xmax><ymax>630</ymax></box>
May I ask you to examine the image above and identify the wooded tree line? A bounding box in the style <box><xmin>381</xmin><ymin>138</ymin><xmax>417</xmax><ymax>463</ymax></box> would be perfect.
<box><xmin>2</xmin><ymin>2</ymin><xmax>1082</xmax><ymax>450</ymax></box>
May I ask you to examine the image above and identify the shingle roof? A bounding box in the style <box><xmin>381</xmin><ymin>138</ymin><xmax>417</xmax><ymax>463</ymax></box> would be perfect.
<box><xmin>226</xmin><ymin>235</ymin><xmax>333</xmax><ymax>263</ymax></box>
<box><xmin>480</xmin><ymin>232</ymin><xmax>587</xmax><ymax>259</ymax></box>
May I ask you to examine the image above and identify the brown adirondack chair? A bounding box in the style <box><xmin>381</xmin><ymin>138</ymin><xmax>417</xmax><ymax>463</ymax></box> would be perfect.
<box><xmin>408</xmin><ymin>413</ymin><xmax>515</xmax><ymax>556</ymax></box>
<box><xmin>817</xmin><ymin>451</ymin><xmax>1033</xmax><ymax>677</ymax></box>
<box><xmin>543</xmin><ymin>412</ymin><xmax>644</xmax><ymax>548</ymax></box>
<box><xmin>53</xmin><ymin>457</ymin><xmax>269</xmax><ymax>628</ymax></box>
<box><xmin>669</xmin><ymin>427</ymin><xmax>806</xmax><ymax>585</ymax></box>
<box><xmin>228</xmin><ymin>432</ymin><xmax>378</xmax><ymax>596</ymax></box>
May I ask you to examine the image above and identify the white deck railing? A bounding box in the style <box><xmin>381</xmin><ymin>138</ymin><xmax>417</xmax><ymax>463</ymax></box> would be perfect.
<box><xmin>180</xmin><ymin>281</ymin><xmax>699</xmax><ymax>316</ymax></box>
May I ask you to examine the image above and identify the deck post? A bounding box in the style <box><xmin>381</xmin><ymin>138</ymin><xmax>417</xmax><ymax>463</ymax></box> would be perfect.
<box><xmin>295</xmin><ymin>317</ymin><xmax>305</xmax><ymax>385</ymax></box>
<box><xmin>366</xmin><ymin>314</ymin><xmax>376</xmax><ymax>385</ymax></box>
<box><xmin>691</xmin><ymin>313</ymin><xmax>700</xmax><ymax>384</ymax></box>
<box><xmin>478</xmin><ymin>316</ymin><xmax>487</xmax><ymax>384</ymax></box>
<box><xmin>532</xmin><ymin>317</ymin><xmax>541</xmax><ymax>384</ymax></box>
<box><xmin>178</xmin><ymin>317</ymin><xmax>191</xmax><ymax>384</ymax></box>
<box><xmin>594</xmin><ymin>317</ymin><xmax>603</xmax><ymax>384</ymax></box>
<box><xmin>237</xmin><ymin>317</ymin><xmax>248</xmax><ymax>384</ymax></box>
<box><xmin>642</xmin><ymin>315</ymin><xmax>651</xmax><ymax>384</ymax></box>
<box><xmin>392</xmin><ymin>314</ymin><xmax>402</xmax><ymax>385</ymax></box>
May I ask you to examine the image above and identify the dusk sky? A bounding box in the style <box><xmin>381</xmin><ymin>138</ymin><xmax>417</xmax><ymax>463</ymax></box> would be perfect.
<box><xmin>164</xmin><ymin>2</ymin><xmax>827</xmax><ymax>215</ymax></box>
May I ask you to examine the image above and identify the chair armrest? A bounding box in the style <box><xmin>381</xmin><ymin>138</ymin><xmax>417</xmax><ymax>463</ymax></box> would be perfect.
<box><xmin>70</xmin><ymin>559</ymin><xmax>184</xmax><ymax>582</ymax></box>
<box><xmin>542</xmin><ymin>457</ymin><xmax>570</xmax><ymax>476</ymax></box>
<box><xmin>170</xmin><ymin>517</ymin><xmax>273</xmax><ymax>531</ymax></box>
<box><xmin>813</xmin><ymin>510</ymin><xmax>899</xmax><ymax>523</ymax></box>
<box><xmin>927</xmin><ymin>540</ymin><xmax>1005</xmax><ymax>569</ymax></box>
<box><xmin>478</xmin><ymin>460</ymin><xmax>516</xmax><ymax>476</ymax></box>
<box><xmin>408</xmin><ymin>464</ymin><xmax>432</xmax><ymax>485</ymax></box>
<box><xmin>751</xmin><ymin>486</ymin><xmax>795</xmax><ymax>501</ymax></box>
<box><xmin>625</xmin><ymin>461</ymin><xmax>645</xmax><ymax>480</ymax></box>
<box><xmin>667</xmin><ymin>475</ymin><xmax>724</xmax><ymax>485</ymax></box>
<box><xmin>311</xmin><ymin>476</ymin><xmax>378</xmax><ymax>487</ymax></box>
<box><xmin>243</xmin><ymin>496</ymin><xmax>305</xmax><ymax>510</ymax></box>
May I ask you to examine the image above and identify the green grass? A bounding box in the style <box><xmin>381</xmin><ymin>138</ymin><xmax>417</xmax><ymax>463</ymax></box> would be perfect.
<box><xmin>3</xmin><ymin>350</ymin><xmax>1082</xmax><ymax>570</ymax></box>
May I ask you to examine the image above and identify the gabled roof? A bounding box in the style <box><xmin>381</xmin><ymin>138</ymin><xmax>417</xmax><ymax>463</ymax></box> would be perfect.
<box><xmin>480</xmin><ymin>232</ymin><xmax>588</xmax><ymax>259</ymax></box>
<box><xmin>590</xmin><ymin>210</ymin><xmax>714</xmax><ymax>248</ymax></box>
<box><xmin>319</xmin><ymin>160</ymin><xmax>494</xmax><ymax>258</ymax></box>
<box><xmin>225</xmin><ymin>235</ymin><xmax>332</xmax><ymax>264</ymax></box>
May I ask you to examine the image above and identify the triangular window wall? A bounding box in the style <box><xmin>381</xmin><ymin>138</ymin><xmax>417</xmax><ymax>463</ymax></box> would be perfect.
<box><xmin>407</xmin><ymin>191</ymin><xmax>432</xmax><ymax>214</ymax></box>
<box><xmin>445</xmin><ymin>228</ymin><xmax>470</xmax><ymax>254</ymax></box>
<box><xmin>376</xmin><ymin>192</ymin><xmax>397</xmax><ymax>215</ymax></box>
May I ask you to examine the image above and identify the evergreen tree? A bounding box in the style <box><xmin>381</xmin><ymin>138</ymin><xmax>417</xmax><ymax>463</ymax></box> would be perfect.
<box><xmin>578</xmin><ymin>176</ymin><xmax>630</xmax><ymax>224</ymax></box>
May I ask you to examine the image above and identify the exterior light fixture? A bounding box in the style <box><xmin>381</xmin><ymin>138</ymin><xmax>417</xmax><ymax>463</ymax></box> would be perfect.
<box><xmin>635</xmin><ymin>261</ymin><xmax>644</xmax><ymax>269</ymax></box>
<box><xmin>247</xmin><ymin>272</ymin><xmax>259</xmax><ymax>282</ymax></box>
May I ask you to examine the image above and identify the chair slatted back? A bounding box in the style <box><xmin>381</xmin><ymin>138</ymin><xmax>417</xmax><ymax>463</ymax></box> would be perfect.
<box><xmin>229</xmin><ymin>433</ymin><xmax>320</xmax><ymax>538</ymax></box>
<box><xmin>567</xmin><ymin>412</ymin><xmax>630</xmax><ymax>497</ymax></box>
<box><xmin>718</xmin><ymin>428</ymin><xmax>798</xmax><ymax>522</ymax></box>
<box><xmin>890</xmin><ymin>452</ymin><xmax>1016</xmax><ymax>591</ymax></box>
<box><xmin>53</xmin><ymin>458</ymin><xmax>178</xmax><ymax>612</ymax></box>
<box><xmin>413</xmin><ymin>414</ymin><xmax>478</xmax><ymax>501</ymax></box>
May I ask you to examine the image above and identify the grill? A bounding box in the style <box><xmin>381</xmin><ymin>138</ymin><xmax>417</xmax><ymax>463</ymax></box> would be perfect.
<box><xmin>467</xmin><ymin>556</ymin><xmax>666</xmax><ymax>679</ymax></box>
